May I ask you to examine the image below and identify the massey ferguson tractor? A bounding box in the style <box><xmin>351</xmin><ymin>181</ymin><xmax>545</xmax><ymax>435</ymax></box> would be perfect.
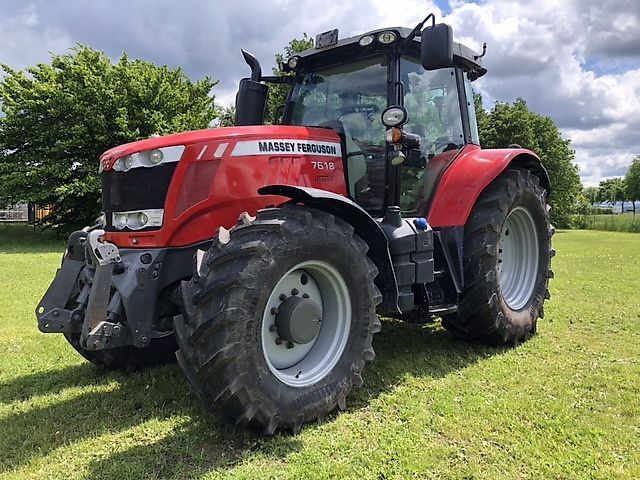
<box><xmin>37</xmin><ymin>15</ymin><xmax>553</xmax><ymax>434</ymax></box>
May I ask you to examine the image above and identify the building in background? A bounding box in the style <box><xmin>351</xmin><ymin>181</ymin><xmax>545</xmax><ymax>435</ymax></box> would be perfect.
<box><xmin>0</xmin><ymin>203</ymin><xmax>28</xmax><ymax>222</ymax></box>
<box><xmin>0</xmin><ymin>203</ymin><xmax>51</xmax><ymax>223</ymax></box>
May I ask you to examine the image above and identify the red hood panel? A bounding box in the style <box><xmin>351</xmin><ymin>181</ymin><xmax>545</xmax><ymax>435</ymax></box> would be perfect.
<box><xmin>101</xmin><ymin>125</ymin><xmax>348</xmax><ymax>248</ymax></box>
<box><xmin>99</xmin><ymin>125</ymin><xmax>341</xmax><ymax>171</ymax></box>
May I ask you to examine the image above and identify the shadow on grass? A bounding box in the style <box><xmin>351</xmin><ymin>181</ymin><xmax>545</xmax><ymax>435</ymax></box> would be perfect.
<box><xmin>0</xmin><ymin>320</ymin><xmax>506</xmax><ymax>478</ymax></box>
<box><xmin>0</xmin><ymin>361</ymin><xmax>297</xmax><ymax>476</ymax></box>
<box><xmin>0</xmin><ymin>363</ymin><xmax>107</xmax><ymax>404</ymax></box>
<box><xmin>350</xmin><ymin>319</ymin><xmax>506</xmax><ymax>410</ymax></box>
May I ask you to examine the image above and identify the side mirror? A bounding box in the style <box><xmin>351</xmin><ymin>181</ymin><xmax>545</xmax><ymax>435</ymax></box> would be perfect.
<box><xmin>235</xmin><ymin>78</ymin><xmax>268</xmax><ymax>126</ymax></box>
<box><xmin>421</xmin><ymin>23</ymin><xmax>453</xmax><ymax>70</ymax></box>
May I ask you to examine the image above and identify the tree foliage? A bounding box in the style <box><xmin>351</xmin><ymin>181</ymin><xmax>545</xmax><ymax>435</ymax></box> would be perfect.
<box><xmin>475</xmin><ymin>96</ymin><xmax>582</xmax><ymax>228</ymax></box>
<box><xmin>583</xmin><ymin>186</ymin><xmax>599</xmax><ymax>205</ymax></box>
<box><xmin>597</xmin><ymin>178</ymin><xmax>626</xmax><ymax>204</ymax></box>
<box><xmin>265</xmin><ymin>34</ymin><xmax>314</xmax><ymax>124</ymax></box>
<box><xmin>624</xmin><ymin>156</ymin><xmax>640</xmax><ymax>214</ymax></box>
<box><xmin>216</xmin><ymin>105</ymin><xmax>236</xmax><ymax>127</ymax></box>
<box><xmin>0</xmin><ymin>45</ymin><xmax>217</xmax><ymax>231</ymax></box>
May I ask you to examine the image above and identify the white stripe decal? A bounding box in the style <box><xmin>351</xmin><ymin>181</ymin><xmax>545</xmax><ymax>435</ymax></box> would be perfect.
<box><xmin>196</xmin><ymin>145</ymin><xmax>208</xmax><ymax>160</ymax></box>
<box><xmin>231</xmin><ymin>139</ymin><xmax>341</xmax><ymax>157</ymax></box>
<box><xmin>213</xmin><ymin>143</ymin><xmax>228</xmax><ymax>158</ymax></box>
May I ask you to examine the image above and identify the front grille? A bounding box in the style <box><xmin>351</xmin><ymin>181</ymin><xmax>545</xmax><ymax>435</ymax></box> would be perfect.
<box><xmin>101</xmin><ymin>163</ymin><xmax>177</xmax><ymax>231</ymax></box>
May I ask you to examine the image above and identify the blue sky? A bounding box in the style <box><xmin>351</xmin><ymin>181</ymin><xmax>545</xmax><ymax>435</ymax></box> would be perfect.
<box><xmin>1</xmin><ymin>0</ymin><xmax>639</xmax><ymax>185</ymax></box>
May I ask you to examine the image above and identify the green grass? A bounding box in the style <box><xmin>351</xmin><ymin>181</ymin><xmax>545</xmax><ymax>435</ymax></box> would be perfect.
<box><xmin>0</xmin><ymin>226</ymin><xmax>638</xmax><ymax>479</ymax></box>
<box><xmin>577</xmin><ymin>213</ymin><xmax>640</xmax><ymax>233</ymax></box>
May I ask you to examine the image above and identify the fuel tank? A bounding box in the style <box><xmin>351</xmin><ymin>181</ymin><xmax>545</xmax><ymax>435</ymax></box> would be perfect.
<box><xmin>99</xmin><ymin>126</ymin><xmax>347</xmax><ymax>248</ymax></box>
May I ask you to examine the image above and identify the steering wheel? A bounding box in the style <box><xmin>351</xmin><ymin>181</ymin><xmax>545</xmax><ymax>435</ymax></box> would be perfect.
<box><xmin>339</xmin><ymin>104</ymin><xmax>380</xmax><ymax>123</ymax></box>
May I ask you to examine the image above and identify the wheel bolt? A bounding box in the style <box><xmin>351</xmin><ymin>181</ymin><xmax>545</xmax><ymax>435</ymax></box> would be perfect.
<box><xmin>275</xmin><ymin>337</ymin><xmax>283</xmax><ymax>345</ymax></box>
<box><xmin>291</xmin><ymin>288</ymin><xmax>299</xmax><ymax>296</ymax></box>
<box><xmin>270</xmin><ymin>307</ymin><xmax>279</xmax><ymax>315</ymax></box>
<box><xmin>302</xmin><ymin>293</ymin><xmax>309</xmax><ymax>299</ymax></box>
<box><xmin>286</xmin><ymin>341</ymin><xmax>295</xmax><ymax>349</ymax></box>
<box><xmin>279</xmin><ymin>293</ymin><xmax>287</xmax><ymax>301</ymax></box>
<box><xmin>269</xmin><ymin>324</ymin><xmax>277</xmax><ymax>332</ymax></box>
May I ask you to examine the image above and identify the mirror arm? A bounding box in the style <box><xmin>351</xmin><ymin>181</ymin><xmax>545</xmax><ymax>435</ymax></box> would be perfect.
<box><xmin>399</xmin><ymin>13</ymin><xmax>436</xmax><ymax>53</ymax></box>
<box><xmin>261</xmin><ymin>76</ymin><xmax>294</xmax><ymax>85</ymax></box>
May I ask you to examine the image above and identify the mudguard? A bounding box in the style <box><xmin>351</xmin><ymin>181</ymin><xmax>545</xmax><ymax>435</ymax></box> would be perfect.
<box><xmin>258</xmin><ymin>184</ymin><xmax>400</xmax><ymax>315</ymax></box>
<box><xmin>427</xmin><ymin>145</ymin><xmax>551</xmax><ymax>228</ymax></box>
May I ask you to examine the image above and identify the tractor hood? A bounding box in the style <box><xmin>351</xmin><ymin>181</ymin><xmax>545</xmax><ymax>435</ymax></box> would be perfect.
<box><xmin>98</xmin><ymin>125</ymin><xmax>347</xmax><ymax>248</ymax></box>
<box><xmin>99</xmin><ymin>125</ymin><xmax>342</xmax><ymax>172</ymax></box>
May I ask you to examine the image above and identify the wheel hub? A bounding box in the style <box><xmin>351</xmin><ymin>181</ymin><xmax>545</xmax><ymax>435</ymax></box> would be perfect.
<box><xmin>275</xmin><ymin>296</ymin><xmax>322</xmax><ymax>344</ymax></box>
<box><xmin>497</xmin><ymin>206</ymin><xmax>540</xmax><ymax>310</ymax></box>
<box><xmin>261</xmin><ymin>262</ymin><xmax>351</xmax><ymax>387</ymax></box>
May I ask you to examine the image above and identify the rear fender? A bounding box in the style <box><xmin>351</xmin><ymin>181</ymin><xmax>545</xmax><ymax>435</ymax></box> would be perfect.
<box><xmin>258</xmin><ymin>185</ymin><xmax>400</xmax><ymax>315</ymax></box>
<box><xmin>427</xmin><ymin>147</ymin><xmax>551</xmax><ymax>228</ymax></box>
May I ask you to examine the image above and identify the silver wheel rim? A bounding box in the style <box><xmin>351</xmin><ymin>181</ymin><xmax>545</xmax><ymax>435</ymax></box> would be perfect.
<box><xmin>261</xmin><ymin>260</ymin><xmax>351</xmax><ymax>387</ymax></box>
<box><xmin>497</xmin><ymin>207</ymin><xmax>539</xmax><ymax>310</ymax></box>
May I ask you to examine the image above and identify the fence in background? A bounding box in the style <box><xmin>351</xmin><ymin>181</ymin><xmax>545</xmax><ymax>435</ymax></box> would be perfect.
<box><xmin>0</xmin><ymin>204</ymin><xmax>51</xmax><ymax>224</ymax></box>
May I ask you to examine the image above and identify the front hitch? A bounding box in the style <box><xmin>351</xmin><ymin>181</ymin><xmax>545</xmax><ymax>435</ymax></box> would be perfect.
<box><xmin>79</xmin><ymin>230</ymin><xmax>123</xmax><ymax>350</ymax></box>
<box><xmin>36</xmin><ymin>229</ymin><xmax>129</xmax><ymax>351</ymax></box>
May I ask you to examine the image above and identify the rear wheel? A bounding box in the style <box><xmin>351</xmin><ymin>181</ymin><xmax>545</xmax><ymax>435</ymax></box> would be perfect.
<box><xmin>174</xmin><ymin>206</ymin><xmax>381</xmax><ymax>434</ymax></box>
<box><xmin>442</xmin><ymin>168</ymin><xmax>554</xmax><ymax>345</ymax></box>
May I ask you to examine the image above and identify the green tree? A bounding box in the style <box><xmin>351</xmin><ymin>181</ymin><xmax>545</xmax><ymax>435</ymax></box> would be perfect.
<box><xmin>474</xmin><ymin>97</ymin><xmax>582</xmax><ymax>228</ymax></box>
<box><xmin>0</xmin><ymin>44</ymin><xmax>217</xmax><ymax>231</ymax></box>
<box><xmin>597</xmin><ymin>178</ymin><xmax>626</xmax><ymax>215</ymax></box>
<box><xmin>265</xmin><ymin>34</ymin><xmax>314</xmax><ymax>124</ymax></box>
<box><xmin>216</xmin><ymin>105</ymin><xmax>236</xmax><ymax>127</ymax></box>
<box><xmin>584</xmin><ymin>186</ymin><xmax>599</xmax><ymax>206</ymax></box>
<box><xmin>624</xmin><ymin>156</ymin><xmax>640</xmax><ymax>216</ymax></box>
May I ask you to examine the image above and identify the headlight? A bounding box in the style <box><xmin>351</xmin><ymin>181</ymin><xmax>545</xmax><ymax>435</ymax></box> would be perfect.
<box><xmin>149</xmin><ymin>149</ymin><xmax>164</xmax><ymax>164</ymax></box>
<box><xmin>287</xmin><ymin>56</ymin><xmax>299</xmax><ymax>69</ymax></box>
<box><xmin>112</xmin><ymin>209</ymin><xmax>164</xmax><ymax>230</ymax></box>
<box><xmin>359</xmin><ymin>35</ymin><xmax>374</xmax><ymax>47</ymax></box>
<box><xmin>113</xmin><ymin>213</ymin><xmax>129</xmax><ymax>230</ymax></box>
<box><xmin>377</xmin><ymin>31</ymin><xmax>397</xmax><ymax>44</ymax></box>
<box><xmin>381</xmin><ymin>106</ymin><xmax>408</xmax><ymax>127</ymax></box>
<box><xmin>111</xmin><ymin>145</ymin><xmax>185</xmax><ymax>172</ymax></box>
<box><xmin>120</xmin><ymin>155</ymin><xmax>134</xmax><ymax>171</ymax></box>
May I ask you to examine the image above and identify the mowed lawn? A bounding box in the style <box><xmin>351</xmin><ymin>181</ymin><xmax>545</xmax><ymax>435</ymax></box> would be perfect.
<box><xmin>0</xmin><ymin>227</ymin><xmax>638</xmax><ymax>479</ymax></box>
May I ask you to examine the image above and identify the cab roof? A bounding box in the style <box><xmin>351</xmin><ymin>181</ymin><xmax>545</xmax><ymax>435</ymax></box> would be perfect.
<box><xmin>293</xmin><ymin>26</ymin><xmax>487</xmax><ymax>80</ymax></box>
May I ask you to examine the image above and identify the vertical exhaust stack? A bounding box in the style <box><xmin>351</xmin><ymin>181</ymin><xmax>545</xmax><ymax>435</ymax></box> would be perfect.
<box><xmin>235</xmin><ymin>50</ymin><xmax>269</xmax><ymax>126</ymax></box>
<box><xmin>241</xmin><ymin>49</ymin><xmax>262</xmax><ymax>81</ymax></box>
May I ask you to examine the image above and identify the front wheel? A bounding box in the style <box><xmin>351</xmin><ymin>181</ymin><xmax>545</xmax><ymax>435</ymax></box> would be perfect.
<box><xmin>174</xmin><ymin>206</ymin><xmax>381</xmax><ymax>434</ymax></box>
<box><xmin>442</xmin><ymin>168</ymin><xmax>554</xmax><ymax>345</ymax></box>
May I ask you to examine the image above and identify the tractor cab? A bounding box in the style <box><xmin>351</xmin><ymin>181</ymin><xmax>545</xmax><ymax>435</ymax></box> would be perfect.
<box><xmin>236</xmin><ymin>17</ymin><xmax>487</xmax><ymax>216</ymax></box>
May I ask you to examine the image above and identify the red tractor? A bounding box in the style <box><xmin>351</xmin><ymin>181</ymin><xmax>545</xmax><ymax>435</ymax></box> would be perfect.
<box><xmin>37</xmin><ymin>15</ymin><xmax>553</xmax><ymax>434</ymax></box>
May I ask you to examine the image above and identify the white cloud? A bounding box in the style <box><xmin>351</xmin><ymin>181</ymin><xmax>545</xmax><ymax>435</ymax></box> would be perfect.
<box><xmin>442</xmin><ymin>0</ymin><xmax>640</xmax><ymax>185</ymax></box>
<box><xmin>0</xmin><ymin>0</ymin><xmax>638</xmax><ymax>185</ymax></box>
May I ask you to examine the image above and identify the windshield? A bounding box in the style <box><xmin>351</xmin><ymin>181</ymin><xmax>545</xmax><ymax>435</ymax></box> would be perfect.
<box><xmin>399</xmin><ymin>59</ymin><xmax>464</xmax><ymax>212</ymax></box>
<box><xmin>289</xmin><ymin>56</ymin><xmax>388</xmax><ymax>211</ymax></box>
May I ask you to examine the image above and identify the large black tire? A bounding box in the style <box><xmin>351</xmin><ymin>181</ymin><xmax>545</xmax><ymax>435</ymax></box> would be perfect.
<box><xmin>174</xmin><ymin>206</ymin><xmax>381</xmax><ymax>434</ymax></box>
<box><xmin>64</xmin><ymin>332</ymin><xmax>177</xmax><ymax>372</ymax></box>
<box><xmin>442</xmin><ymin>168</ymin><xmax>554</xmax><ymax>346</ymax></box>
